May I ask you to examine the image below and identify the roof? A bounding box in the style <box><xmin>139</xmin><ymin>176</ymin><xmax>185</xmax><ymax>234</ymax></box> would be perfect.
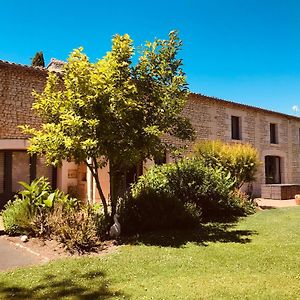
<box><xmin>1</xmin><ymin>59</ymin><xmax>299</xmax><ymax>121</ymax></box>
<box><xmin>47</xmin><ymin>58</ymin><xmax>65</xmax><ymax>72</ymax></box>
<box><xmin>191</xmin><ymin>92</ymin><xmax>300</xmax><ymax>122</ymax></box>
<box><xmin>0</xmin><ymin>59</ymin><xmax>48</xmax><ymax>74</ymax></box>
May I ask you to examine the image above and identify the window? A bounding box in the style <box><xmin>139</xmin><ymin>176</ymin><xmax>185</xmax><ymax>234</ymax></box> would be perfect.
<box><xmin>36</xmin><ymin>156</ymin><xmax>54</xmax><ymax>183</ymax></box>
<box><xmin>270</xmin><ymin>123</ymin><xmax>278</xmax><ymax>144</ymax></box>
<box><xmin>231</xmin><ymin>116</ymin><xmax>241</xmax><ymax>140</ymax></box>
<box><xmin>12</xmin><ymin>151</ymin><xmax>30</xmax><ymax>192</ymax></box>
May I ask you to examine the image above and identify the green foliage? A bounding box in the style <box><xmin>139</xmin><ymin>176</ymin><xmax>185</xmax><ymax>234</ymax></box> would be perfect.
<box><xmin>16</xmin><ymin>177</ymin><xmax>78</xmax><ymax>236</ymax></box>
<box><xmin>119</xmin><ymin>159</ymin><xmax>254</xmax><ymax>233</ymax></box>
<box><xmin>47</xmin><ymin>202</ymin><xmax>102</xmax><ymax>253</ymax></box>
<box><xmin>21</xmin><ymin>31</ymin><xmax>194</xmax><ymax>220</ymax></box>
<box><xmin>1</xmin><ymin>198</ymin><xmax>34</xmax><ymax>235</ymax></box>
<box><xmin>193</xmin><ymin>140</ymin><xmax>260</xmax><ymax>188</ymax></box>
<box><xmin>19</xmin><ymin>177</ymin><xmax>56</xmax><ymax>208</ymax></box>
<box><xmin>119</xmin><ymin>192</ymin><xmax>201</xmax><ymax>234</ymax></box>
<box><xmin>1</xmin><ymin>177</ymin><xmax>79</xmax><ymax>237</ymax></box>
<box><xmin>31</xmin><ymin>51</ymin><xmax>45</xmax><ymax>67</ymax></box>
<box><xmin>1</xmin><ymin>176</ymin><xmax>105</xmax><ymax>252</ymax></box>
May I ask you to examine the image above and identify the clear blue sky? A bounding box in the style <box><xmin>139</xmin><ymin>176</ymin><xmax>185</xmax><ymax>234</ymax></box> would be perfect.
<box><xmin>1</xmin><ymin>0</ymin><xmax>300</xmax><ymax>115</ymax></box>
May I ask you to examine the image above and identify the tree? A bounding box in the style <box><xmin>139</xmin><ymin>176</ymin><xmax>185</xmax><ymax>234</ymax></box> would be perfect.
<box><xmin>31</xmin><ymin>51</ymin><xmax>45</xmax><ymax>67</ymax></box>
<box><xmin>21</xmin><ymin>31</ymin><xmax>195</xmax><ymax>221</ymax></box>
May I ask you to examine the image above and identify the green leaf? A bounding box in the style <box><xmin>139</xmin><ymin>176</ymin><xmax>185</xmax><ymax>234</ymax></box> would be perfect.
<box><xmin>43</xmin><ymin>198</ymin><xmax>53</xmax><ymax>208</ymax></box>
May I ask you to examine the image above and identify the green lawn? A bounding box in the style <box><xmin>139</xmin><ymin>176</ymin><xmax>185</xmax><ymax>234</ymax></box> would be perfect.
<box><xmin>1</xmin><ymin>207</ymin><xmax>300</xmax><ymax>299</ymax></box>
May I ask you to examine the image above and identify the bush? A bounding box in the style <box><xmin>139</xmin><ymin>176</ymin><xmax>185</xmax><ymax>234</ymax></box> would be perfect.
<box><xmin>229</xmin><ymin>189</ymin><xmax>255</xmax><ymax>215</ymax></box>
<box><xmin>119</xmin><ymin>159</ymin><xmax>254</xmax><ymax>234</ymax></box>
<box><xmin>1</xmin><ymin>198</ymin><xmax>34</xmax><ymax>235</ymax></box>
<box><xmin>2</xmin><ymin>177</ymin><xmax>77</xmax><ymax>236</ymax></box>
<box><xmin>193</xmin><ymin>140</ymin><xmax>260</xmax><ymax>189</ymax></box>
<box><xmin>119</xmin><ymin>191</ymin><xmax>201</xmax><ymax>234</ymax></box>
<box><xmin>48</xmin><ymin>202</ymin><xmax>103</xmax><ymax>253</ymax></box>
<box><xmin>1</xmin><ymin>177</ymin><xmax>106</xmax><ymax>253</ymax></box>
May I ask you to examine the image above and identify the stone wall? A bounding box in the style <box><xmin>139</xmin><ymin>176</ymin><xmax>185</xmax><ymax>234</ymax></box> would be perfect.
<box><xmin>0</xmin><ymin>61</ymin><xmax>79</xmax><ymax>197</ymax></box>
<box><xmin>0</xmin><ymin>61</ymin><xmax>47</xmax><ymax>138</ymax></box>
<box><xmin>1</xmin><ymin>60</ymin><xmax>300</xmax><ymax>198</ymax></box>
<box><xmin>180</xmin><ymin>93</ymin><xmax>300</xmax><ymax>196</ymax></box>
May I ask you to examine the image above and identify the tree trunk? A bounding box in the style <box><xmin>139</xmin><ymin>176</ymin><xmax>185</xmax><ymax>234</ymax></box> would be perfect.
<box><xmin>85</xmin><ymin>158</ymin><xmax>109</xmax><ymax>220</ymax></box>
<box><xmin>109</xmin><ymin>163</ymin><xmax>117</xmax><ymax>220</ymax></box>
<box><xmin>109</xmin><ymin>162</ymin><xmax>124</xmax><ymax>220</ymax></box>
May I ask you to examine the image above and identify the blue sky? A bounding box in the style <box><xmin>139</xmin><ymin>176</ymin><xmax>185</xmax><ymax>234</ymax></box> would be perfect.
<box><xmin>1</xmin><ymin>0</ymin><xmax>300</xmax><ymax>115</ymax></box>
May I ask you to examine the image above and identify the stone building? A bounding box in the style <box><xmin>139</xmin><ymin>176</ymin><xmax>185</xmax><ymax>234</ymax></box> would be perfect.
<box><xmin>1</xmin><ymin>59</ymin><xmax>300</xmax><ymax>208</ymax></box>
<box><xmin>0</xmin><ymin>60</ymin><xmax>79</xmax><ymax>208</ymax></box>
<box><xmin>183</xmin><ymin>93</ymin><xmax>300</xmax><ymax>197</ymax></box>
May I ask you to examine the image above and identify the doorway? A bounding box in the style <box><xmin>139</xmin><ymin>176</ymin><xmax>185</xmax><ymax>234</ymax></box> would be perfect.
<box><xmin>265</xmin><ymin>156</ymin><xmax>281</xmax><ymax>184</ymax></box>
<box><xmin>0</xmin><ymin>150</ymin><xmax>56</xmax><ymax>209</ymax></box>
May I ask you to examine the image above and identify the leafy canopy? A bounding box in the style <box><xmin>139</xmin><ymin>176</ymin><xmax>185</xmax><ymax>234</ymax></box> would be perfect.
<box><xmin>22</xmin><ymin>31</ymin><xmax>194</xmax><ymax>169</ymax></box>
<box><xmin>22</xmin><ymin>32</ymin><xmax>194</xmax><ymax>218</ymax></box>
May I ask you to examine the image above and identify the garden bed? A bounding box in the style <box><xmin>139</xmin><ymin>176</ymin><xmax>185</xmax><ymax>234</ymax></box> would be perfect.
<box><xmin>1</xmin><ymin>234</ymin><xmax>119</xmax><ymax>262</ymax></box>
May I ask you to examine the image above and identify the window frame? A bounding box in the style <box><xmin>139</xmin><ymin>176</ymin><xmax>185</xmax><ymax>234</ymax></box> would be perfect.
<box><xmin>231</xmin><ymin>115</ymin><xmax>242</xmax><ymax>140</ymax></box>
<box><xmin>270</xmin><ymin>123</ymin><xmax>278</xmax><ymax>144</ymax></box>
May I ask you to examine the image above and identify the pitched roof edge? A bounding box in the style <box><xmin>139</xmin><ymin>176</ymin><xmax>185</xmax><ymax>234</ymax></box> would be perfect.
<box><xmin>190</xmin><ymin>92</ymin><xmax>300</xmax><ymax>121</ymax></box>
<box><xmin>0</xmin><ymin>59</ymin><xmax>48</xmax><ymax>74</ymax></box>
<box><xmin>0</xmin><ymin>59</ymin><xmax>298</xmax><ymax>121</ymax></box>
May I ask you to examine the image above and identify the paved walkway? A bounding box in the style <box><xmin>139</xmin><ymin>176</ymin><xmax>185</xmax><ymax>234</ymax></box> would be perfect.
<box><xmin>0</xmin><ymin>216</ymin><xmax>46</xmax><ymax>271</ymax></box>
<box><xmin>255</xmin><ymin>198</ymin><xmax>299</xmax><ymax>208</ymax></box>
<box><xmin>0</xmin><ymin>236</ymin><xmax>44</xmax><ymax>271</ymax></box>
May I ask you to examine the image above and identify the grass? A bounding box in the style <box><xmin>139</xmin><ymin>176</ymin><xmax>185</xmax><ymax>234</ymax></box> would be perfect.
<box><xmin>1</xmin><ymin>207</ymin><xmax>300</xmax><ymax>299</ymax></box>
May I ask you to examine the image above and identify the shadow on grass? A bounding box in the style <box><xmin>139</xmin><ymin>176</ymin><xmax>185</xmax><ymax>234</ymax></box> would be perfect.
<box><xmin>123</xmin><ymin>222</ymin><xmax>256</xmax><ymax>248</ymax></box>
<box><xmin>0</xmin><ymin>269</ymin><xmax>127</xmax><ymax>299</ymax></box>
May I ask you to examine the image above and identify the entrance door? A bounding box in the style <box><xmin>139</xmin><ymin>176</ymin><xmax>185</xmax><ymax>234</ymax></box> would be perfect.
<box><xmin>265</xmin><ymin>156</ymin><xmax>281</xmax><ymax>184</ymax></box>
<box><xmin>0</xmin><ymin>150</ymin><xmax>56</xmax><ymax>209</ymax></box>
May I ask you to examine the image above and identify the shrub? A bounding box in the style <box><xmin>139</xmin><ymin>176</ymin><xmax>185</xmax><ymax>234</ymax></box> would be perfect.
<box><xmin>229</xmin><ymin>189</ymin><xmax>255</xmax><ymax>216</ymax></box>
<box><xmin>1</xmin><ymin>197</ymin><xmax>34</xmax><ymax>235</ymax></box>
<box><xmin>193</xmin><ymin>140</ymin><xmax>260</xmax><ymax>189</ymax></box>
<box><xmin>1</xmin><ymin>177</ymin><xmax>79</xmax><ymax>237</ymax></box>
<box><xmin>18</xmin><ymin>177</ymin><xmax>54</xmax><ymax>208</ymax></box>
<box><xmin>119</xmin><ymin>191</ymin><xmax>201</xmax><ymax>234</ymax></box>
<box><xmin>1</xmin><ymin>177</ymin><xmax>106</xmax><ymax>253</ymax></box>
<box><xmin>48</xmin><ymin>202</ymin><xmax>102</xmax><ymax>253</ymax></box>
<box><xmin>119</xmin><ymin>159</ymin><xmax>254</xmax><ymax>234</ymax></box>
<box><xmin>21</xmin><ymin>178</ymin><xmax>79</xmax><ymax>236</ymax></box>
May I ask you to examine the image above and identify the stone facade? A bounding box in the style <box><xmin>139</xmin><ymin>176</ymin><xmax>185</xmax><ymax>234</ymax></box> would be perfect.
<box><xmin>1</xmin><ymin>59</ymin><xmax>300</xmax><ymax>203</ymax></box>
<box><xmin>0</xmin><ymin>60</ymin><xmax>46</xmax><ymax>138</ymax></box>
<box><xmin>0</xmin><ymin>61</ymin><xmax>80</xmax><ymax>207</ymax></box>
<box><xmin>183</xmin><ymin>93</ymin><xmax>300</xmax><ymax>196</ymax></box>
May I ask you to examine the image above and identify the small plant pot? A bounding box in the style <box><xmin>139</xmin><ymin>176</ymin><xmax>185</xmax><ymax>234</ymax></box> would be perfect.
<box><xmin>295</xmin><ymin>195</ymin><xmax>300</xmax><ymax>205</ymax></box>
